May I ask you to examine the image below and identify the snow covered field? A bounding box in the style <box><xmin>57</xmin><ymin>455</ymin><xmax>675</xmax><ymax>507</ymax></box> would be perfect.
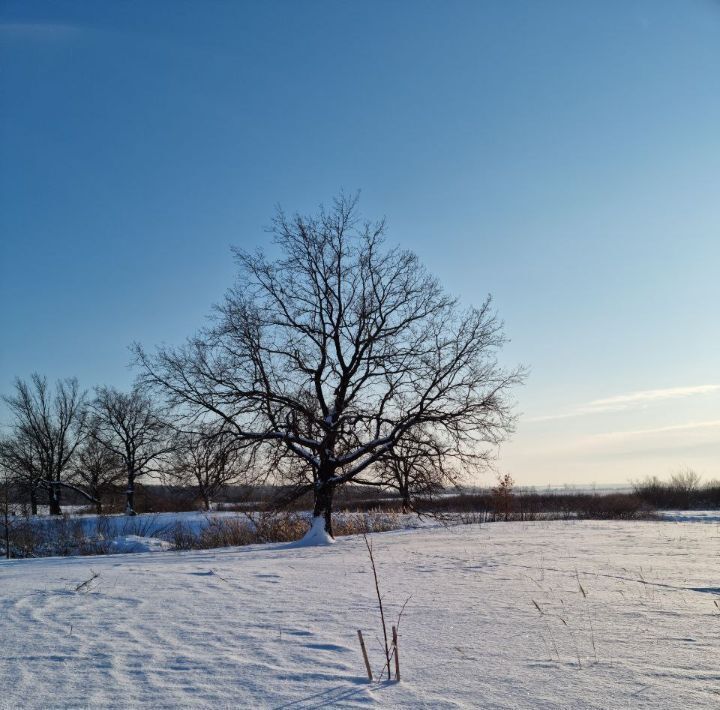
<box><xmin>1</xmin><ymin>519</ymin><xmax>718</xmax><ymax>708</ymax></box>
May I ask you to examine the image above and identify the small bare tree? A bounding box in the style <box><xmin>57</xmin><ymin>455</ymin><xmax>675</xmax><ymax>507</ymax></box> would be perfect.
<box><xmin>492</xmin><ymin>472</ymin><xmax>514</xmax><ymax>521</ymax></box>
<box><xmin>0</xmin><ymin>431</ymin><xmax>43</xmax><ymax>515</ymax></box>
<box><xmin>136</xmin><ymin>194</ymin><xmax>524</xmax><ymax>536</ymax></box>
<box><xmin>670</xmin><ymin>467</ymin><xmax>701</xmax><ymax>494</ymax></box>
<box><xmin>167</xmin><ymin>425</ymin><xmax>252</xmax><ymax>510</ymax></box>
<box><xmin>71</xmin><ymin>434</ymin><xmax>125</xmax><ymax>514</ymax></box>
<box><xmin>0</xmin><ymin>469</ymin><xmax>18</xmax><ymax>558</ymax></box>
<box><xmin>361</xmin><ymin>428</ymin><xmax>459</xmax><ymax>512</ymax></box>
<box><xmin>2</xmin><ymin>375</ymin><xmax>87</xmax><ymax>515</ymax></box>
<box><xmin>91</xmin><ymin>385</ymin><xmax>173</xmax><ymax>515</ymax></box>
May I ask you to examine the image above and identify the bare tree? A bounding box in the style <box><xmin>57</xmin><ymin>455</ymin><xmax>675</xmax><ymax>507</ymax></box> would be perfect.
<box><xmin>2</xmin><ymin>375</ymin><xmax>87</xmax><ymax>515</ymax></box>
<box><xmin>0</xmin><ymin>431</ymin><xmax>43</xmax><ymax>515</ymax></box>
<box><xmin>91</xmin><ymin>385</ymin><xmax>173</xmax><ymax>515</ymax></box>
<box><xmin>670</xmin><ymin>467</ymin><xmax>701</xmax><ymax>494</ymax></box>
<box><xmin>1</xmin><ymin>468</ymin><xmax>17</xmax><ymax>558</ymax></box>
<box><xmin>136</xmin><ymin>194</ymin><xmax>524</xmax><ymax>536</ymax></box>
<box><xmin>492</xmin><ymin>472</ymin><xmax>514</xmax><ymax>522</ymax></box>
<box><xmin>71</xmin><ymin>434</ymin><xmax>125</xmax><ymax>514</ymax></box>
<box><xmin>167</xmin><ymin>425</ymin><xmax>252</xmax><ymax>510</ymax></box>
<box><xmin>362</xmin><ymin>428</ymin><xmax>459</xmax><ymax>513</ymax></box>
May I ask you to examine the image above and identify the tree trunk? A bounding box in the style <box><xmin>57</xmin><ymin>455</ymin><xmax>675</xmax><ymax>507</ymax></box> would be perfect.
<box><xmin>2</xmin><ymin>491</ymin><xmax>10</xmax><ymax>559</ymax></box>
<box><xmin>201</xmin><ymin>489</ymin><xmax>211</xmax><ymax>511</ymax></box>
<box><xmin>313</xmin><ymin>483</ymin><xmax>335</xmax><ymax>538</ymax></box>
<box><xmin>29</xmin><ymin>487</ymin><xmax>38</xmax><ymax>516</ymax></box>
<box><xmin>400</xmin><ymin>485</ymin><xmax>411</xmax><ymax>514</ymax></box>
<box><xmin>3</xmin><ymin>512</ymin><xmax>9</xmax><ymax>560</ymax></box>
<box><xmin>91</xmin><ymin>479</ymin><xmax>103</xmax><ymax>515</ymax></box>
<box><xmin>48</xmin><ymin>479</ymin><xmax>62</xmax><ymax>516</ymax></box>
<box><xmin>126</xmin><ymin>474</ymin><xmax>136</xmax><ymax>516</ymax></box>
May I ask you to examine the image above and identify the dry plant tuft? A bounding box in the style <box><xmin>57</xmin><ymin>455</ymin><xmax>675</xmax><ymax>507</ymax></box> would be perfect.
<box><xmin>358</xmin><ymin>533</ymin><xmax>410</xmax><ymax>682</ymax></box>
<box><xmin>74</xmin><ymin>570</ymin><xmax>100</xmax><ymax>593</ymax></box>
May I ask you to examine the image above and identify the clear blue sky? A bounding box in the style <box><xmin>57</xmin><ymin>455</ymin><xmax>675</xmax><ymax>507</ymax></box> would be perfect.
<box><xmin>2</xmin><ymin>0</ymin><xmax>719</xmax><ymax>485</ymax></box>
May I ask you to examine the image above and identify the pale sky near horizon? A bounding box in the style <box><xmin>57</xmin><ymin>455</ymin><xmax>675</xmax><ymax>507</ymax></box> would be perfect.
<box><xmin>1</xmin><ymin>1</ymin><xmax>719</xmax><ymax>486</ymax></box>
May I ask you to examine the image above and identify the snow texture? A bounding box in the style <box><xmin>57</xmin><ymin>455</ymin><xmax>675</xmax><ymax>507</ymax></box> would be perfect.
<box><xmin>0</xmin><ymin>519</ymin><xmax>718</xmax><ymax>708</ymax></box>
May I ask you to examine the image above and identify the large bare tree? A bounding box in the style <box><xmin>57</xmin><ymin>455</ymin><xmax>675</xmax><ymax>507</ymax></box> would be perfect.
<box><xmin>136</xmin><ymin>194</ymin><xmax>523</xmax><ymax>536</ymax></box>
<box><xmin>2</xmin><ymin>375</ymin><xmax>87</xmax><ymax>515</ymax></box>
<box><xmin>91</xmin><ymin>385</ymin><xmax>173</xmax><ymax>515</ymax></box>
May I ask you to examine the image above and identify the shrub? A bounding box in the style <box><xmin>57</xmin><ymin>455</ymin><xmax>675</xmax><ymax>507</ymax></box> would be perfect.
<box><xmin>632</xmin><ymin>469</ymin><xmax>715</xmax><ymax>509</ymax></box>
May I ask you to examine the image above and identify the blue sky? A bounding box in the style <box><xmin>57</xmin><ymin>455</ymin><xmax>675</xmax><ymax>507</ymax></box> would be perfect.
<box><xmin>1</xmin><ymin>0</ymin><xmax>719</xmax><ymax>485</ymax></box>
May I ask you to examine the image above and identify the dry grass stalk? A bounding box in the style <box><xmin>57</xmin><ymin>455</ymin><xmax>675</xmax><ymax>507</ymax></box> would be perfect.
<box><xmin>357</xmin><ymin>630</ymin><xmax>373</xmax><ymax>681</ymax></box>
<box><xmin>392</xmin><ymin>625</ymin><xmax>400</xmax><ymax>681</ymax></box>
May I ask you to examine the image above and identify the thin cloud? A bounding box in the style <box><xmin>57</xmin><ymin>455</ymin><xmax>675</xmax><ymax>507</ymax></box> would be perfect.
<box><xmin>535</xmin><ymin>419</ymin><xmax>720</xmax><ymax>459</ymax></box>
<box><xmin>588</xmin><ymin>385</ymin><xmax>720</xmax><ymax>410</ymax></box>
<box><xmin>590</xmin><ymin>419</ymin><xmax>720</xmax><ymax>443</ymax></box>
<box><xmin>528</xmin><ymin>384</ymin><xmax>720</xmax><ymax>423</ymax></box>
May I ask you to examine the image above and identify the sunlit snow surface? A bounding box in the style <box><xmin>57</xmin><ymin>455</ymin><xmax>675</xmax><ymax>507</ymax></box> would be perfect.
<box><xmin>1</xmin><ymin>519</ymin><xmax>718</xmax><ymax>708</ymax></box>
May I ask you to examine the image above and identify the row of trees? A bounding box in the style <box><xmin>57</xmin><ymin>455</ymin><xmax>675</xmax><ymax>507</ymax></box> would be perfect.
<box><xmin>2</xmin><ymin>194</ymin><xmax>523</xmax><ymax>533</ymax></box>
<box><xmin>0</xmin><ymin>378</ymin><xmax>251</xmax><ymax>516</ymax></box>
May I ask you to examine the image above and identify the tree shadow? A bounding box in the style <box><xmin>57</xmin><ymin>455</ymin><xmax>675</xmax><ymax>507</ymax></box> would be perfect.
<box><xmin>272</xmin><ymin>677</ymin><xmax>383</xmax><ymax>709</ymax></box>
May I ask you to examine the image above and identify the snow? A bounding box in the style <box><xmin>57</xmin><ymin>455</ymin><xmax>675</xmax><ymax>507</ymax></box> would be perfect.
<box><xmin>658</xmin><ymin>510</ymin><xmax>720</xmax><ymax>523</ymax></box>
<box><xmin>0</xmin><ymin>519</ymin><xmax>718</xmax><ymax>708</ymax></box>
<box><xmin>108</xmin><ymin>535</ymin><xmax>173</xmax><ymax>554</ymax></box>
<box><xmin>291</xmin><ymin>515</ymin><xmax>336</xmax><ymax>547</ymax></box>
